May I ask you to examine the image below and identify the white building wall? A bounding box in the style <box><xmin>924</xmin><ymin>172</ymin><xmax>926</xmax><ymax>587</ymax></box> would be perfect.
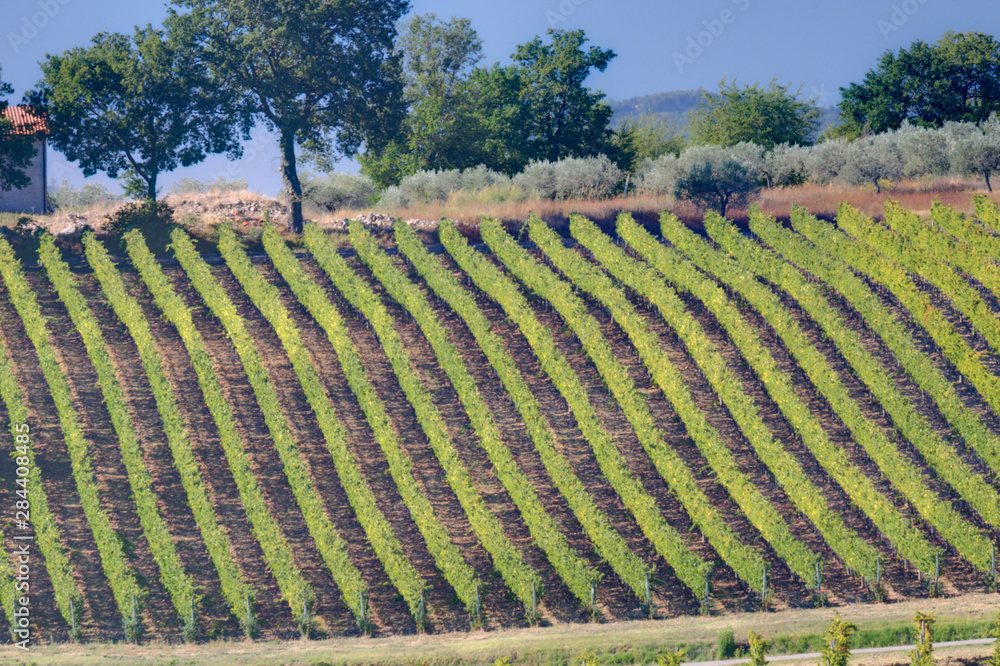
<box><xmin>0</xmin><ymin>139</ymin><xmax>46</xmax><ymax>213</ymax></box>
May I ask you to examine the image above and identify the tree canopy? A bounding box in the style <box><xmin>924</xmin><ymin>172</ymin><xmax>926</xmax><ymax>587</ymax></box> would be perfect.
<box><xmin>30</xmin><ymin>24</ymin><xmax>244</xmax><ymax>201</ymax></box>
<box><xmin>0</xmin><ymin>64</ymin><xmax>39</xmax><ymax>194</ymax></box>
<box><xmin>360</xmin><ymin>25</ymin><xmax>620</xmax><ymax>186</ymax></box>
<box><xmin>172</xmin><ymin>0</ymin><xmax>410</xmax><ymax>231</ymax></box>
<box><xmin>689</xmin><ymin>78</ymin><xmax>822</xmax><ymax>149</ymax></box>
<box><xmin>839</xmin><ymin>31</ymin><xmax>1000</xmax><ymax>135</ymax></box>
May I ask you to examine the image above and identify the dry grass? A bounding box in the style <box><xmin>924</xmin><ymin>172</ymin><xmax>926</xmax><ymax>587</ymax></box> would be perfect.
<box><xmin>0</xmin><ymin>594</ymin><xmax>995</xmax><ymax>665</ymax></box>
<box><xmin>310</xmin><ymin>176</ymin><xmax>1000</xmax><ymax>240</ymax></box>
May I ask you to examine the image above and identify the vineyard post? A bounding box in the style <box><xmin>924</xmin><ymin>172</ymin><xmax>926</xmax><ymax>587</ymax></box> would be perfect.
<box><xmin>300</xmin><ymin>599</ymin><xmax>309</xmax><ymax>638</ymax></box>
<box><xmin>761</xmin><ymin>565</ymin><xmax>768</xmax><ymax>612</ymax></box>
<box><xmin>419</xmin><ymin>589</ymin><xmax>426</xmax><ymax>632</ymax></box>
<box><xmin>876</xmin><ymin>555</ymin><xmax>881</xmax><ymax>585</ymax></box>
<box><xmin>992</xmin><ymin>545</ymin><xmax>996</xmax><ymax>592</ymax></box>
<box><xmin>815</xmin><ymin>560</ymin><xmax>822</xmax><ymax>593</ymax></box>
<box><xmin>69</xmin><ymin>600</ymin><xmax>77</xmax><ymax>642</ymax></box>
<box><xmin>475</xmin><ymin>584</ymin><xmax>481</xmax><ymax>625</ymax></box>
<box><xmin>644</xmin><ymin>571</ymin><xmax>653</xmax><ymax>619</ymax></box>
<box><xmin>359</xmin><ymin>590</ymin><xmax>366</xmax><ymax>633</ymax></box>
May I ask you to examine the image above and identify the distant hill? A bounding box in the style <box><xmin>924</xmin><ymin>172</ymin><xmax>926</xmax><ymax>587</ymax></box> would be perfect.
<box><xmin>607</xmin><ymin>89</ymin><xmax>842</xmax><ymax>138</ymax></box>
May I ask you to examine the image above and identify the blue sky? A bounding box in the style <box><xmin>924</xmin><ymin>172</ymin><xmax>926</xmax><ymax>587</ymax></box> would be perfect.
<box><xmin>3</xmin><ymin>0</ymin><xmax>998</xmax><ymax>197</ymax></box>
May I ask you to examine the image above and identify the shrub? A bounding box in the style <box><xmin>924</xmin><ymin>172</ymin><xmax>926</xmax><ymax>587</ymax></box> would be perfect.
<box><xmin>636</xmin><ymin>154</ymin><xmax>681</xmax><ymax>195</ymax></box>
<box><xmin>514</xmin><ymin>155</ymin><xmax>623</xmax><ymax>199</ymax></box>
<box><xmin>819</xmin><ymin>614</ymin><xmax>857</xmax><ymax>666</ymax></box>
<box><xmin>805</xmin><ymin>138</ymin><xmax>848</xmax><ymax>184</ymax></box>
<box><xmin>839</xmin><ymin>134</ymin><xmax>903</xmax><ymax>192</ymax></box>
<box><xmin>896</xmin><ymin>124</ymin><xmax>951</xmax><ymax>177</ymax></box>
<box><xmin>167</xmin><ymin>176</ymin><xmax>248</xmax><ymax>195</ymax></box>
<box><xmin>375</xmin><ymin>185</ymin><xmax>409</xmax><ymax>210</ymax></box>
<box><xmin>301</xmin><ymin>172</ymin><xmax>379</xmax><ymax>211</ymax></box>
<box><xmin>48</xmin><ymin>180</ymin><xmax>122</xmax><ymax>210</ymax></box>
<box><xmin>909</xmin><ymin>612</ymin><xmax>934</xmax><ymax>666</ymax></box>
<box><xmin>747</xmin><ymin>630</ymin><xmax>769</xmax><ymax>666</ymax></box>
<box><xmin>760</xmin><ymin>143</ymin><xmax>809</xmax><ymax>187</ymax></box>
<box><xmin>716</xmin><ymin>628</ymin><xmax>736</xmax><ymax>659</ymax></box>
<box><xmin>102</xmin><ymin>200</ymin><xmax>175</xmax><ymax>255</ymax></box>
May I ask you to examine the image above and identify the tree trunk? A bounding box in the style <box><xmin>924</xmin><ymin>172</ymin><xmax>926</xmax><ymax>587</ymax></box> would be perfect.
<box><xmin>986</xmin><ymin>171</ymin><xmax>993</xmax><ymax>193</ymax></box>
<box><xmin>279</xmin><ymin>129</ymin><xmax>304</xmax><ymax>233</ymax></box>
<box><xmin>147</xmin><ymin>172</ymin><xmax>157</xmax><ymax>202</ymax></box>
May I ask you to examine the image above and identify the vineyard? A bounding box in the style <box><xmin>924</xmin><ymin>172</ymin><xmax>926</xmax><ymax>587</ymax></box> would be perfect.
<box><xmin>3</xmin><ymin>197</ymin><xmax>1000</xmax><ymax>643</ymax></box>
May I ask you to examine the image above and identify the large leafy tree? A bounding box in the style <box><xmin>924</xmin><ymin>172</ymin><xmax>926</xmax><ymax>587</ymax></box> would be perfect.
<box><xmin>513</xmin><ymin>29</ymin><xmax>616</xmax><ymax>163</ymax></box>
<box><xmin>362</xmin><ymin>26</ymin><xmax>620</xmax><ymax>185</ymax></box>
<box><xmin>839</xmin><ymin>31</ymin><xmax>1000</xmax><ymax>134</ymax></box>
<box><xmin>689</xmin><ymin>78</ymin><xmax>822</xmax><ymax>149</ymax></box>
<box><xmin>359</xmin><ymin>12</ymin><xmax>487</xmax><ymax>186</ymax></box>
<box><xmin>0</xmin><ymin>64</ymin><xmax>40</xmax><ymax>194</ymax></box>
<box><xmin>31</xmin><ymin>24</ymin><xmax>246</xmax><ymax>201</ymax></box>
<box><xmin>173</xmin><ymin>0</ymin><xmax>409</xmax><ymax>232</ymax></box>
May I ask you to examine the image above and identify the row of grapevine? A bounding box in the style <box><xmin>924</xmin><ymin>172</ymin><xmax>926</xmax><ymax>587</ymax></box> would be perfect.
<box><xmin>709</xmin><ymin>213</ymin><xmax>1000</xmax><ymax>532</ymax></box>
<box><xmin>973</xmin><ymin>194</ymin><xmax>1000</xmax><ymax>234</ymax></box>
<box><xmin>349</xmin><ymin>222</ymin><xmax>599</xmax><ymax>605</ymax></box>
<box><xmin>791</xmin><ymin>207</ymin><xmax>1000</xmax><ymax>428</ymax></box>
<box><xmin>883</xmin><ymin>202</ymin><xmax>1000</xmax><ymax>302</ymax></box>
<box><xmin>753</xmin><ymin>208</ymin><xmax>1000</xmax><ymax>480</ymax></box>
<box><xmin>124</xmin><ymin>229</ymin><xmax>310</xmax><ymax>624</ymax></box>
<box><xmin>0</xmin><ymin>317</ymin><xmax>81</xmax><ymax>635</ymax></box>
<box><xmin>482</xmin><ymin>217</ymin><xmax>769</xmax><ymax>588</ymax></box>
<box><xmin>38</xmin><ymin>236</ymin><xmax>198</xmax><ymax>627</ymax></box>
<box><xmin>303</xmin><ymin>224</ymin><xmax>542</xmax><ymax>613</ymax></box>
<box><xmin>437</xmin><ymin>220</ymin><xmax>711</xmax><ymax>598</ymax></box>
<box><xmin>930</xmin><ymin>201</ymin><xmax>1000</xmax><ymax>274</ymax></box>
<box><xmin>719</xmin><ymin>211</ymin><xmax>1000</xmax><ymax>533</ymax></box>
<box><xmin>226</xmin><ymin>225</ymin><xmax>426</xmax><ymax>625</ymax></box>
<box><xmin>621</xmin><ymin>215</ymin><xmax>923</xmax><ymax>583</ymax></box>
<box><xmin>393</xmin><ymin>221</ymin><xmax>654</xmax><ymax>602</ymax></box>
<box><xmin>531</xmin><ymin>215</ymin><xmax>817</xmax><ymax>583</ymax></box>
<box><xmin>660</xmin><ymin>212</ymin><xmax>991</xmax><ymax>575</ymax></box>
<box><xmin>840</xmin><ymin>202</ymin><xmax>1000</xmax><ymax>357</ymax></box>
<box><xmin>82</xmin><ymin>233</ymin><xmax>253</xmax><ymax>625</ymax></box>
<box><xmin>297</xmin><ymin>224</ymin><xmax>483</xmax><ymax>615</ymax></box>
<box><xmin>0</xmin><ymin>237</ymin><xmax>143</xmax><ymax>631</ymax></box>
<box><xmin>573</xmin><ymin>213</ymin><xmax>880</xmax><ymax>581</ymax></box>
<box><xmin>171</xmin><ymin>228</ymin><xmax>365</xmax><ymax>628</ymax></box>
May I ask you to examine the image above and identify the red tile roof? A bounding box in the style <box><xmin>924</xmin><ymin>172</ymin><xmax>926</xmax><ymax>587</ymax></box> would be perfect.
<box><xmin>1</xmin><ymin>105</ymin><xmax>47</xmax><ymax>137</ymax></box>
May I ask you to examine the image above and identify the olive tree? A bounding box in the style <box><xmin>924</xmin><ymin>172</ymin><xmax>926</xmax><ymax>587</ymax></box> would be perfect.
<box><xmin>839</xmin><ymin>134</ymin><xmax>903</xmax><ymax>192</ymax></box>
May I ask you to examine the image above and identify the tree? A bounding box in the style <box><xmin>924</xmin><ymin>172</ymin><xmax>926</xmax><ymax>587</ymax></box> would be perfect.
<box><xmin>689</xmin><ymin>78</ymin><xmax>822</xmax><ymax>150</ymax></box>
<box><xmin>395</xmin><ymin>13</ymin><xmax>484</xmax><ymax>174</ymax></box>
<box><xmin>673</xmin><ymin>146</ymin><xmax>761</xmax><ymax>217</ymax></box>
<box><xmin>31</xmin><ymin>25</ymin><xmax>245</xmax><ymax>201</ymax></box>
<box><xmin>613</xmin><ymin>112</ymin><xmax>684</xmax><ymax>173</ymax></box>
<box><xmin>0</xmin><ymin>64</ymin><xmax>40</xmax><ymax>194</ymax></box>
<box><xmin>513</xmin><ymin>29</ymin><xmax>616</xmax><ymax>163</ymax></box>
<box><xmin>839</xmin><ymin>134</ymin><xmax>903</xmax><ymax>193</ymax></box>
<box><xmin>839</xmin><ymin>31</ymin><xmax>1000</xmax><ymax>135</ymax></box>
<box><xmin>173</xmin><ymin>0</ymin><xmax>409</xmax><ymax>232</ymax></box>
<box><xmin>951</xmin><ymin>117</ymin><xmax>1000</xmax><ymax>191</ymax></box>
<box><xmin>818</xmin><ymin>614</ymin><xmax>856</xmax><ymax>666</ymax></box>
